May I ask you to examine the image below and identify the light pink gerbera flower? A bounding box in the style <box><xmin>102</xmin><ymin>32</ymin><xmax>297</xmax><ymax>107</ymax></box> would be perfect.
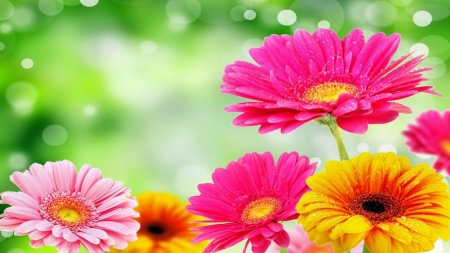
<box><xmin>186</xmin><ymin>152</ymin><xmax>316</xmax><ymax>253</ymax></box>
<box><xmin>403</xmin><ymin>109</ymin><xmax>450</xmax><ymax>173</ymax></box>
<box><xmin>268</xmin><ymin>225</ymin><xmax>363</xmax><ymax>253</ymax></box>
<box><xmin>221</xmin><ymin>28</ymin><xmax>437</xmax><ymax>134</ymax></box>
<box><xmin>0</xmin><ymin>160</ymin><xmax>140</xmax><ymax>253</ymax></box>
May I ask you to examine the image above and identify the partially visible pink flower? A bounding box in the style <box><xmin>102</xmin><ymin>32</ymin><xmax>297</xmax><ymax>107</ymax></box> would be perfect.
<box><xmin>0</xmin><ymin>160</ymin><xmax>140</xmax><ymax>253</ymax></box>
<box><xmin>268</xmin><ymin>225</ymin><xmax>363</xmax><ymax>253</ymax></box>
<box><xmin>186</xmin><ymin>152</ymin><xmax>317</xmax><ymax>253</ymax></box>
<box><xmin>403</xmin><ymin>109</ymin><xmax>450</xmax><ymax>173</ymax></box>
<box><xmin>221</xmin><ymin>28</ymin><xmax>437</xmax><ymax>134</ymax></box>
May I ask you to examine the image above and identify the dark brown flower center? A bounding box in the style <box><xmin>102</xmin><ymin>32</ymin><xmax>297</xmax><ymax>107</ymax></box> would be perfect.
<box><xmin>146</xmin><ymin>222</ymin><xmax>173</xmax><ymax>240</ymax></box>
<box><xmin>348</xmin><ymin>192</ymin><xmax>403</xmax><ymax>223</ymax></box>
<box><xmin>362</xmin><ymin>200</ymin><xmax>385</xmax><ymax>213</ymax></box>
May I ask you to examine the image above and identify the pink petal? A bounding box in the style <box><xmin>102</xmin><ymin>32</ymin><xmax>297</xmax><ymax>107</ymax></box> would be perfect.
<box><xmin>336</xmin><ymin>116</ymin><xmax>369</xmax><ymax>134</ymax></box>
<box><xmin>63</xmin><ymin>228</ymin><xmax>79</xmax><ymax>242</ymax></box>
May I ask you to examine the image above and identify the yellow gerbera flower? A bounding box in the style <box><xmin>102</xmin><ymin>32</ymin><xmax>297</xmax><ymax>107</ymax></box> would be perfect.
<box><xmin>111</xmin><ymin>191</ymin><xmax>206</xmax><ymax>253</ymax></box>
<box><xmin>297</xmin><ymin>152</ymin><xmax>450</xmax><ymax>253</ymax></box>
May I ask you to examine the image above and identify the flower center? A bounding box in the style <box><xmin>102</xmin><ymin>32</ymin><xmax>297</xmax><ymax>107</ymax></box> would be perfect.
<box><xmin>348</xmin><ymin>192</ymin><xmax>403</xmax><ymax>223</ymax></box>
<box><xmin>301</xmin><ymin>82</ymin><xmax>358</xmax><ymax>103</ymax></box>
<box><xmin>241</xmin><ymin>197</ymin><xmax>281</xmax><ymax>224</ymax></box>
<box><xmin>146</xmin><ymin>222</ymin><xmax>173</xmax><ymax>240</ymax></box>
<box><xmin>440</xmin><ymin>140</ymin><xmax>450</xmax><ymax>154</ymax></box>
<box><xmin>39</xmin><ymin>191</ymin><xmax>99</xmax><ymax>232</ymax></box>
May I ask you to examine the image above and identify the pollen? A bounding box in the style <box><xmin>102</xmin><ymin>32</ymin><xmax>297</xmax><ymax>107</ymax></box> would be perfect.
<box><xmin>347</xmin><ymin>192</ymin><xmax>404</xmax><ymax>223</ymax></box>
<box><xmin>241</xmin><ymin>197</ymin><xmax>281</xmax><ymax>225</ymax></box>
<box><xmin>39</xmin><ymin>191</ymin><xmax>99</xmax><ymax>232</ymax></box>
<box><xmin>301</xmin><ymin>82</ymin><xmax>358</xmax><ymax>103</ymax></box>
<box><xmin>441</xmin><ymin>140</ymin><xmax>450</xmax><ymax>154</ymax></box>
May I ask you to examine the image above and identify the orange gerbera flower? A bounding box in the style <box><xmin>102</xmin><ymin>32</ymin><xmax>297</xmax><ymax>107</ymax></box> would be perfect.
<box><xmin>110</xmin><ymin>191</ymin><xmax>206</xmax><ymax>253</ymax></box>
<box><xmin>297</xmin><ymin>152</ymin><xmax>450</xmax><ymax>253</ymax></box>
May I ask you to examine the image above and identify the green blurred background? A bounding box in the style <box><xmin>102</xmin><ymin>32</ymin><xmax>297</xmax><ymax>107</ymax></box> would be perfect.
<box><xmin>0</xmin><ymin>0</ymin><xmax>449</xmax><ymax>252</ymax></box>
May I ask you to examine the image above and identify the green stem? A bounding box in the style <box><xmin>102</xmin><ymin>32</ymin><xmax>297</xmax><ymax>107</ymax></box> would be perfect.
<box><xmin>328</xmin><ymin>119</ymin><xmax>350</xmax><ymax>161</ymax></box>
<box><xmin>279</xmin><ymin>248</ymin><xmax>288</xmax><ymax>253</ymax></box>
<box><xmin>316</xmin><ymin>115</ymin><xmax>350</xmax><ymax>161</ymax></box>
<box><xmin>362</xmin><ymin>244</ymin><xmax>371</xmax><ymax>253</ymax></box>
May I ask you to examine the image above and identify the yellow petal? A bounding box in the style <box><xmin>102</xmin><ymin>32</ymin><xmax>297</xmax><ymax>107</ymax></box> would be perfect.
<box><xmin>331</xmin><ymin>238</ymin><xmax>348</xmax><ymax>253</ymax></box>
<box><xmin>395</xmin><ymin>216</ymin><xmax>430</xmax><ymax>236</ymax></box>
<box><xmin>340</xmin><ymin>231</ymin><xmax>368</xmax><ymax>250</ymax></box>
<box><xmin>341</xmin><ymin>215</ymin><xmax>374</xmax><ymax>234</ymax></box>
<box><xmin>384</xmin><ymin>222</ymin><xmax>412</xmax><ymax>244</ymax></box>
<box><xmin>390</xmin><ymin>238</ymin><xmax>406</xmax><ymax>253</ymax></box>
<box><xmin>316</xmin><ymin>215</ymin><xmax>349</xmax><ymax>233</ymax></box>
<box><xmin>314</xmin><ymin>231</ymin><xmax>331</xmax><ymax>246</ymax></box>
<box><xmin>365</xmin><ymin>228</ymin><xmax>391</xmax><ymax>253</ymax></box>
<box><xmin>330</xmin><ymin>223</ymin><xmax>344</xmax><ymax>240</ymax></box>
<box><xmin>303</xmin><ymin>210</ymin><xmax>344</xmax><ymax>231</ymax></box>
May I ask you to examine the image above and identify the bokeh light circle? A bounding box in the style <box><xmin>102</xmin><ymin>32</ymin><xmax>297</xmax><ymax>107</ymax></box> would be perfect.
<box><xmin>366</xmin><ymin>1</ymin><xmax>397</xmax><ymax>27</ymax></box>
<box><xmin>290</xmin><ymin>0</ymin><xmax>344</xmax><ymax>31</ymax></box>
<box><xmin>1</xmin><ymin>231</ymin><xmax>13</xmax><ymax>238</ymax></box>
<box><xmin>420</xmin><ymin>35</ymin><xmax>450</xmax><ymax>61</ymax></box>
<box><xmin>242</xmin><ymin>38</ymin><xmax>263</xmax><ymax>58</ymax></box>
<box><xmin>38</xmin><ymin>0</ymin><xmax>64</xmax><ymax>16</ymax></box>
<box><xmin>310</xmin><ymin>157</ymin><xmax>322</xmax><ymax>167</ymax></box>
<box><xmin>423</xmin><ymin>57</ymin><xmax>446</xmax><ymax>79</ymax></box>
<box><xmin>0</xmin><ymin>42</ymin><xmax>5</xmax><ymax>51</ymax></box>
<box><xmin>42</xmin><ymin>125</ymin><xmax>68</xmax><ymax>146</ymax></box>
<box><xmin>8</xmin><ymin>152</ymin><xmax>29</xmax><ymax>171</ymax></box>
<box><xmin>9</xmin><ymin>4</ymin><xmax>53</xmax><ymax>32</ymax></box>
<box><xmin>166</xmin><ymin>0</ymin><xmax>201</xmax><ymax>25</ymax></box>
<box><xmin>416</xmin><ymin>153</ymin><xmax>432</xmax><ymax>159</ymax></box>
<box><xmin>357</xmin><ymin>143</ymin><xmax>370</xmax><ymax>153</ymax></box>
<box><xmin>230</xmin><ymin>5</ymin><xmax>247</xmax><ymax>22</ymax></box>
<box><xmin>378</xmin><ymin>144</ymin><xmax>397</xmax><ymax>154</ymax></box>
<box><xmin>413</xmin><ymin>11</ymin><xmax>432</xmax><ymax>27</ymax></box>
<box><xmin>410</xmin><ymin>43</ymin><xmax>429</xmax><ymax>58</ymax></box>
<box><xmin>318</xmin><ymin>20</ymin><xmax>330</xmax><ymax>28</ymax></box>
<box><xmin>83</xmin><ymin>105</ymin><xmax>97</xmax><ymax>116</ymax></box>
<box><xmin>244</xmin><ymin>10</ymin><xmax>256</xmax><ymax>20</ymax></box>
<box><xmin>21</xmin><ymin>58</ymin><xmax>33</xmax><ymax>69</ymax></box>
<box><xmin>0</xmin><ymin>0</ymin><xmax>14</xmax><ymax>21</ymax></box>
<box><xmin>6</xmin><ymin>82</ymin><xmax>37</xmax><ymax>114</ymax></box>
<box><xmin>141</xmin><ymin>40</ymin><xmax>157</xmax><ymax>54</ymax></box>
<box><xmin>277</xmin><ymin>9</ymin><xmax>297</xmax><ymax>26</ymax></box>
<box><xmin>80</xmin><ymin>0</ymin><xmax>99</xmax><ymax>7</ymax></box>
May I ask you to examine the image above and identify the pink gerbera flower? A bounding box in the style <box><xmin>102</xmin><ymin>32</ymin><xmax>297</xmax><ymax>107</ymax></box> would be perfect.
<box><xmin>268</xmin><ymin>225</ymin><xmax>364</xmax><ymax>253</ymax></box>
<box><xmin>221</xmin><ymin>28</ymin><xmax>437</xmax><ymax>134</ymax></box>
<box><xmin>403</xmin><ymin>109</ymin><xmax>450</xmax><ymax>173</ymax></box>
<box><xmin>0</xmin><ymin>160</ymin><xmax>140</xmax><ymax>253</ymax></box>
<box><xmin>186</xmin><ymin>152</ymin><xmax>316</xmax><ymax>253</ymax></box>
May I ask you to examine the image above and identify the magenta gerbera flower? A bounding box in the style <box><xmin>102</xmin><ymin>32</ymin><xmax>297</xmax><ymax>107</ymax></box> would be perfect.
<box><xmin>186</xmin><ymin>152</ymin><xmax>316</xmax><ymax>253</ymax></box>
<box><xmin>0</xmin><ymin>160</ymin><xmax>140</xmax><ymax>253</ymax></box>
<box><xmin>403</xmin><ymin>109</ymin><xmax>450</xmax><ymax>173</ymax></box>
<box><xmin>221</xmin><ymin>28</ymin><xmax>437</xmax><ymax>134</ymax></box>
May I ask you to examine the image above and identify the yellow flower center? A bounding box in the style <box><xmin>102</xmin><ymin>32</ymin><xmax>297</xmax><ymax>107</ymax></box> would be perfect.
<box><xmin>241</xmin><ymin>197</ymin><xmax>281</xmax><ymax>224</ymax></box>
<box><xmin>301</xmin><ymin>82</ymin><xmax>358</xmax><ymax>103</ymax></box>
<box><xmin>441</xmin><ymin>140</ymin><xmax>450</xmax><ymax>154</ymax></box>
<box><xmin>40</xmin><ymin>191</ymin><xmax>99</xmax><ymax>232</ymax></box>
<box><xmin>57</xmin><ymin>207</ymin><xmax>81</xmax><ymax>222</ymax></box>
